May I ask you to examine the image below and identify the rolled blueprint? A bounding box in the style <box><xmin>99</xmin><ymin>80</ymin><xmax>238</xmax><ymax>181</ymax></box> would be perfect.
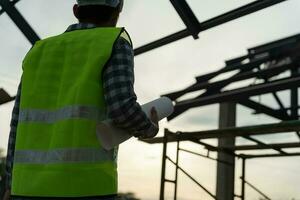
<box><xmin>96</xmin><ymin>97</ymin><xmax>174</xmax><ymax>150</ymax></box>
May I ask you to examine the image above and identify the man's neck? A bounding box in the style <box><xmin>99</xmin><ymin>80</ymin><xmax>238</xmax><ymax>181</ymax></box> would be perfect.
<box><xmin>78</xmin><ymin>20</ymin><xmax>117</xmax><ymax>27</ymax></box>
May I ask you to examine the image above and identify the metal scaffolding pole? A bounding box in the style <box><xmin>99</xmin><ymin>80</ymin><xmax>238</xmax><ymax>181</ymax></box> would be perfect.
<box><xmin>291</xmin><ymin>67</ymin><xmax>299</xmax><ymax>119</ymax></box>
<box><xmin>174</xmin><ymin>141</ymin><xmax>180</xmax><ymax>200</ymax></box>
<box><xmin>216</xmin><ymin>102</ymin><xmax>236</xmax><ymax>200</ymax></box>
<box><xmin>240</xmin><ymin>158</ymin><xmax>246</xmax><ymax>200</ymax></box>
<box><xmin>159</xmin><ymin>130</ymin><xmax>168</xmax><ymax>200</ymax></box>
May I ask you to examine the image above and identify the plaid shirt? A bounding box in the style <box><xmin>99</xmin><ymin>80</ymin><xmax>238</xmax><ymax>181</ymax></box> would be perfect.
<box><xmin>5</xmin><ymin>23</ymin><xmax>158</xmax><ymax>196</ymax></box>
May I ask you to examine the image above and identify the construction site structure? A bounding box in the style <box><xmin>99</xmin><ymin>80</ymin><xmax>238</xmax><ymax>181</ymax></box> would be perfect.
<box><xmin>0</xmin><ymin>0</ymin><xmax>299</xmax><ymax>199</ymax></box>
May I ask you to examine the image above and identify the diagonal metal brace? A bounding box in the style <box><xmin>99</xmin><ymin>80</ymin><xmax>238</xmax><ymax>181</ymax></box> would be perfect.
<box><xmin>0</xmin><ymin>0</ymin><xmax>40</xmax><ymax>45</ymax></box>
<box><xmin>170</xmin><ymin>0</ymin><xmax>200</xmax><ymax>39</ymax></box>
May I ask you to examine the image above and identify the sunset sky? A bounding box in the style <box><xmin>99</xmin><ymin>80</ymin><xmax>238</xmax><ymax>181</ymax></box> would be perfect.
<box><xmin>1</xmin><ymin>0</ymin><xmax>300</xmax><ymax>199</ymax></box>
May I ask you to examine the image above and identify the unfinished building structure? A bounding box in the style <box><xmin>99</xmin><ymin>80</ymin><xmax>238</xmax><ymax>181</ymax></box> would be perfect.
<box><xmin>143</xmin><ymin>33</ymin><xmax>300</xmax><ymax>199</ymax></box>
<box><xmin>1</xmin><ymin>0</ymin><xmax>299</xmax><ymax>199</ymax></box>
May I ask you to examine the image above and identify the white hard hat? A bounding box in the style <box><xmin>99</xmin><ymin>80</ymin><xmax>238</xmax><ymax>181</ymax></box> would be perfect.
<box><xmin>76</xmin><ymin>0</ymin><xmax>123</xmax><ymax>9</ymax></box>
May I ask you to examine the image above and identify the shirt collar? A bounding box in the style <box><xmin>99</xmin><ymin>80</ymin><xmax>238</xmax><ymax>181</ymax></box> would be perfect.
<box><xmin>65</xmin><ymin>23</ymin><xmax>98</xmax><ymax>32</ymax></box>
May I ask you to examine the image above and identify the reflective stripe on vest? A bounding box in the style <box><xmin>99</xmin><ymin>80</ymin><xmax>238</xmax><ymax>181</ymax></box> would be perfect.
<box><xmin>12</xmin><ymin>27</ymin><xmax>124</xmax><ymax>197</ymax></box>
<box><xmin>19</xmin><ymin>105</ymin><xmax>105</xmax><ymax>123</ymax></box>
<box><xmin>14</xmin><ymin>148</ymin><xmax>115</xmax><ymax>164</ymax></box>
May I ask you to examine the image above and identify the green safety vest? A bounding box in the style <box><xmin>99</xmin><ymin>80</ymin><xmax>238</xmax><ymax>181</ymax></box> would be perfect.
<box><xmin>12</xmin><ymin>27</ymin><xmax>130</xmax><ymax>197</ymax></box>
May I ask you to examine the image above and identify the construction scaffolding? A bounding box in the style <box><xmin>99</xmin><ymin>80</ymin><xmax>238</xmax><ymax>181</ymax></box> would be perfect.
<box><xmin>1</xmin><ymin>0</ymin><xmax>299</xmax><ymax>199</ymax></box>
<box><xmin>141</xmin><ymin>31</ymin><xmax>300</xmax><ymax>199</ymax></box>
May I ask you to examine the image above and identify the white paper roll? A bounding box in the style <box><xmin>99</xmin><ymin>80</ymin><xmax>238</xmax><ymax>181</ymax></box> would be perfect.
<box><xmin>141</xmin><ymin>97</ymin><xmax>174</xmax><ymax>120</ymax></box>
<box><xmin>96</xmin><ymin>97</ymin><xmax>174</xmax><ymax>150</ymax></box>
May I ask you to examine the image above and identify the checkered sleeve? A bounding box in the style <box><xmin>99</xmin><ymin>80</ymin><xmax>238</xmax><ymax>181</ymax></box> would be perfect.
<box><xmin>103</xmin><ymin>37</ymin><xmax>158</xmax><ymax>138</ymax></box>
<box><xmin>5</xmin><ymin>82</ymin><xmax>21</xmax><ymax>190</ymax></box>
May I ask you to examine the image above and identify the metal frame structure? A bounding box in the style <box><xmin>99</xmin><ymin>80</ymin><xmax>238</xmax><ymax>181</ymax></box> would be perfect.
<box><xmin>1</xmin><ymin>0</ymin><xmax>299</xmax><ymax>199</ymax></box>
<box><xmin>0</xmin><ymin>0</ymin><xmax>291</xmax><ymax>104</ymax></box>
<box><xmin>141</xmin><ymin>32</ymin><xmax>300</xmax><ymax>199</ymax></box>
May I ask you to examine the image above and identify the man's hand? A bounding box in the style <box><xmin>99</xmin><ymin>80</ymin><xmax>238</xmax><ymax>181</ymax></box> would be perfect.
<box><xmin>138</xmin><ymin>107</ymin><xmax>159</xmax><ymax>139</ymax></box>
<box><xmin>3</xmin><ymin>189</ymin><xmax>11</xmax><ymax>200</ymax></box>
<box><xmin>150</xmin><ymin>107</ymin><xmax>159</xmax><ymax>128</ymax></box>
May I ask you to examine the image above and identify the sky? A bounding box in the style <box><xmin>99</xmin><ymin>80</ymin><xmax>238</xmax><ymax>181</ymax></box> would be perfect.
<box><xmin>1</xmin><ymin>0</ymin><xmax>300</xmax><ymax>199</ymax></box>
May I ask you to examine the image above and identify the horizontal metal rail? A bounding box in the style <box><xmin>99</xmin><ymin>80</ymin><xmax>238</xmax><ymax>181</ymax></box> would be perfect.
<box><xmin>141</xmin><ymin>120</ymin><xmax>300</xmax><ymax>144</ymax></box>
<box><xmin>190</xmin><ymin>138</ymin><xmax>238</xmax><ymax>157</ymax></box>
<box><xmin>242</xmin><ymin>135</ymin><xmax>288</xmax><ymax>155</ymax></box>
<box><xmin>212</xmin><ymin>142</ymin><xmax>300</xmax><ymax>151</ymax></box>
<box><xmin>242</xmin><ymin>152</ymin><xmax>300</xmax><ymax>159</ymax></box>
<box><xmin>179</xmin><ymin>148</ymin><xmax>233</xmax><ymax>166</ymax></box>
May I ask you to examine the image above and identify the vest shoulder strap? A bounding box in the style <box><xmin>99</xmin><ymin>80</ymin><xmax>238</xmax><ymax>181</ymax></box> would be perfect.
<box><xmin>120</xmin><ymin>29</ymin><xmax>133</xmax><ymax>47</ymax></box>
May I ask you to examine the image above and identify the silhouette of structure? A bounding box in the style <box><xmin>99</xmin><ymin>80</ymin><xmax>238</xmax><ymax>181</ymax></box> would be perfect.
<box><xmin>0</xmin><ymin>0</ymin><xmax>299</xmax><ymax>199</ymax></box>
<box><xmin>143</xmin><ymin>33</ymin><xmax>300</xmax><ymax>200</ymax></box>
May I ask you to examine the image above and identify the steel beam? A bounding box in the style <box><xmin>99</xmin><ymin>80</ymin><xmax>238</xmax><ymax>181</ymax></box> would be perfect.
<box><xmin>239</xmin><ymin>99</ymin><xmax>292</xmax><ymax>121</ymax></box>
<box><xmin>0</xmin><ymin>0</ymin><xmax>40</xmax><ymax>45</ymax></box>
<box><xmin>134</xmin><ymin>0</ymin><xmax>287</xmax><ymax>56</ymax></box>
<box><xmin>141</xmin><ymin>120</ymin><xmax>300</xmax><ymax>144</ymax></box>
<box><xmin>0</xmin><ymin>89</ymin><xmax>14</xmax><ymax>105</ymax></box>
<box><xmin>190</xmin><ymin>138</ymin><xmax>239</xmax><ymax>157</ymax></box>
<box><xmin>174</xmin><ymin>77</ymin><xmax>300</xmax><ymax>113</ymax></box>
<box><xmin>179</xmin><ymin>148</ymin><xmax>233</xmax><ymax>166</ymax></box>
<box><xmin>170</xmin><ymin>0</ymin><xmax>200</xmax><ymax>39</ymax></box>
<box><xmin>0</xmin><ymin>95</ymin><xmax>16</xmax><ymax>105</ymax></box>
<box><xmin>166</xmin><ymin>56</ymin><xmax>268</xmax><ymax>100</ymax></box>
<box><xmin>0</xmin><ymin>0</ymin><xmax>20</xmax><ymax>15</ymax></box>
<box><xmin>242</xmin><ymin>135</ymin><xmax>287</xmax><ymax>155</ymax></box>
<box><xmin>290</xmin><ymin>67</ymin><xmax>299</xmax><ymax>119</ymax></box>
<box><xmin>216</xmin><ymin>102</ymin><xmax>236</xmax><ymax>200</ymax></box>
<box><xmin>134</xmin><ymin>29</ymin><xmax>189</xmax><ymax>56</ymax></box>
<box><xmin>296</xmin><ymin>132</ymin><xmax>300</xmax><ymax>141</ymax></box>
<box><xmin>272</xmin><ymin>92</ymin><xmax>288</xmax><ymax>115</ymax></box>
<box><xmin>242</xmin><ymin>152</ymin><xmax>300</xmax><ymax>159</ymax></box>
<box><xmin>218</xmin><ymin>142</ymin><xmax>300</xmax><ymax>151</ymax></box>
<box><xmin>248</xmin><ymin>33</ymin><xmax>300</xmax><ymax>55</ymax></box>
<box><xmin>166</xmin><ymin>59</ymin><xmax>293</xmax><ymax>101</ymax></box>
<box><xmin>226</xmin><ymin>55</ymin><xmax>249</xmax><ymax>66</ymax></box>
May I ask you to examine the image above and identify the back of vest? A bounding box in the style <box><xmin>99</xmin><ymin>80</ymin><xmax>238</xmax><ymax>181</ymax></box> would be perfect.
<box><xmin>12</xmin><ymin>27</ymin><xmax>123</xmax><ymax>197</ymax></box>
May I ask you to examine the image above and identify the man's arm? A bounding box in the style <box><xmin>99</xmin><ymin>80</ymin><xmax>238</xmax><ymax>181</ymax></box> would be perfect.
<box><xmin>103</xmin><ymin>37</ymin><xmax>158</xmax><ymax>138</ymax></box>
<box><xmin>5</xmin><ymin>82</ymin><xmax>21</xmax><ymax>191</ymax></box>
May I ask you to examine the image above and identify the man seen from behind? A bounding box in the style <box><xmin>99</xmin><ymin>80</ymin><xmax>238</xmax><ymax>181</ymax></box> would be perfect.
<box><xmin>4</xmin><ymin>0</ymin><xmax>159</xmax><ymax>199</ymax></box>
